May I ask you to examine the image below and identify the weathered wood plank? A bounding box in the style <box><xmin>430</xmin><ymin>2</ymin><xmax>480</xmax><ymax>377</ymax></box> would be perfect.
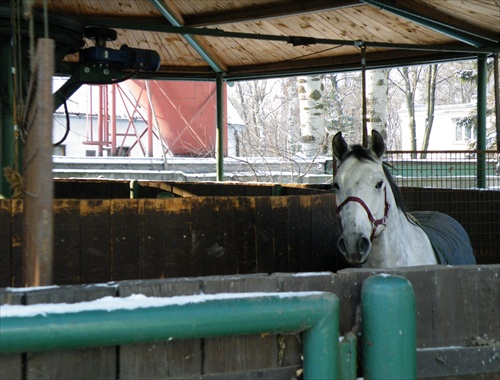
<box><xmin>270</xmin><ymin>197</ymin><xmax>290</xmax><ymax>272</ymax></box>
<box><xmin>231</xmin><ymin>197</ymin><xmax>257</xmax><ymax>274</ymax></box>
<box><xmin>118</xmin><ymin>278</ymin><xmax>202</xmax><ymax>379</ymax></box>
<box><xmin>53</xmin><ymin>200</ymin><xmax>81</xmax><ymax>285</ymax></box>
<box><xmin>461</xmin><ymin>265</ymin><xmax>500</xmax><ymax>345</ymax></box>
<box><xmin>139</xmin><ymin>198</ymin><xmax>193</xmax><ymax>279</ymax></box>
<box><xmin>111</xmin><ymin>199</ymin><xmax>140</xmax><ymax>281</ymax></box>
<box><xmin>162</xmin><ymin>198</ymin><xmax>194</xmax><ymax>278</ymax></box>
<box><xmin>0</xmin><ymin>200</ymin><xmax>12</xmax><ymax>287</ymax></box>
<box><xmin>187</xmin><ymin>365</ymin><xmax>302</xmax><ymax>380</ymax></box>
<box><xmin>24</xmin><ymin>285</ymin><xmax>117</xmax><ymax>380</ymax></box>
<box><xmin>254</xmin><ymin>196</ymin><xmax>275</xmax><ymax>273</ymax></box>
<box><xmin>288</xmin><ymin>196</ymin><xmax>311</xmax><ymax>272</ymax></box>
<box><xmin>80</xmin><ymin>200</ymin><xmax>111</xmax><ymax>284</ymax></box>
<box><xmin>432</xmin><ymin>267</ymin><xmax>466</xmax><ymax>347</ymax></box>
<box><xmin>417</xmin><ymin>346</ymin><xmax>500</xmax><ymax>378</ymax></box>
<box><xmin>202</xmin><ymin>274</ymin><xmax>280</xmax><ymax>374</ymax></box>
<box><xmin>310</xmin><ymin>194</ymin><xmax>342</xmax><ymax>272</ymax></box>
<box><xmin>191</xmin><ymin>197</ymin><xmax>238</xmax><ymax>276</ymax></box>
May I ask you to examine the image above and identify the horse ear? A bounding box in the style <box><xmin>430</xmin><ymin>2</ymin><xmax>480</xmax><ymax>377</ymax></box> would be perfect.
<box><xmin>370</xmin><ymin>130</ymin><xmax>386</xmax><ymax>158</ymax></box>
<box><xmin>333</xmin><ymin>132</ymin><xmax>348</xmax><ymax>162</ymax></box>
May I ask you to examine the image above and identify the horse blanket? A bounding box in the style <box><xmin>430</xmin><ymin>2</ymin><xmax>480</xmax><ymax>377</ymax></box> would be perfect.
<box><xmin>410</xmin><ymin>211</ymin><xmax>476</xmax><ymax>265</ymax></box>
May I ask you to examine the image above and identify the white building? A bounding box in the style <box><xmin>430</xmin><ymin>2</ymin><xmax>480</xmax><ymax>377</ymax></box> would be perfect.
<box><xmin>399</xmin><ymin>101</ymin><xmax>476</xmax><ymax>151</ymax></box>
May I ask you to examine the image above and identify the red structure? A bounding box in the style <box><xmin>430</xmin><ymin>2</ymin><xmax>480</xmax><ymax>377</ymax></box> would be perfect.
<box><xmin>126</xmin><ymin>80</ymin><xmax>227</xmax><ymax>157</ymax></box>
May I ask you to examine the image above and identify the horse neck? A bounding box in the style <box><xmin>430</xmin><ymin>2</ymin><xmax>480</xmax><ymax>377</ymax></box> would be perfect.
<box><xmin>366</xmin><ymin>189</ymin><xmax>432</xmax><ymax>267</ymax></box>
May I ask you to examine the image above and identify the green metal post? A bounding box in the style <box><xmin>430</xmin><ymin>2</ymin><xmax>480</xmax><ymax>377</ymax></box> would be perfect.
<box><xmin>362</xmin><ymin>275</ymin><xmax>417</xmax><ymax>380</ymax></box>
<box><xmin>216</xmin><ymin>72</ymin><xmax>224</xmax><ymax>181</ymax></box>
<box><xmin>339</xmin><ymin>331</ymin><xmax>358</xmax><ymax>380</ymax></box>
<box><xmin>1</xmin><ymin>292</ymin><xmax>339</xmax><ymax>380</ymax></box>
<box><xmin>477</xmin><ymin>54</ymin><xmax>487</xmax><ymax>189</ymax></box>
<box><xmin>0</xmin><ymin>35</ymin><xmax>14</xmax><ymax>198</ymax></box>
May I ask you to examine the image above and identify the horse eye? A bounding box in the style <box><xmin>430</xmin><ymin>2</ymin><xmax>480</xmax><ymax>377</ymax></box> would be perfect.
<box><xmin>375</xmin><ymin>180</ymin><xmax>384</xmax><ymax>189</ymax></box>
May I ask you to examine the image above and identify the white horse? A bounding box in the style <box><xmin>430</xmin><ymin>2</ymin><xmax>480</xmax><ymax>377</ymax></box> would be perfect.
<box><xmin>332</xmin><ymin>130</ymin><xmax>475</xmax><ymax>268</ymax></box>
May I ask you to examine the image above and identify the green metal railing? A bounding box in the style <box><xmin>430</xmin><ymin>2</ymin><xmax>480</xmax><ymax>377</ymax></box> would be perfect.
<box><xmin>0</xmin><ymin>292</ymin><xmax>339</xmax><ymax>379</ymax></box>
<box><xmin>1</xmin><ymin>275</ymin><xmax>417</xmax><ymax>380</ymax></box>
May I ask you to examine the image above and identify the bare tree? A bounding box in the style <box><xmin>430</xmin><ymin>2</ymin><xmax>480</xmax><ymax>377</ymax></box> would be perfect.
<box><xmin>393</xmin><ymin>66</ymin><xmax>423</xmax><ymax>157</ymax></box>
<box><xmin>420</xmin><ymin>64</ymin><xmax>439</xmax><ymax>157</ymax></box>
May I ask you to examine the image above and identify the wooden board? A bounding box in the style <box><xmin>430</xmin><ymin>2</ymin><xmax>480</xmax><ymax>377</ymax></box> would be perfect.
<box><xmin>53</xmin><ymin>200</ymin><xmax>81</xmax><ymax>285</ymax></box>
<box><xmin>254</xmin><ymin>196</ymin><xmax>275</xmax><ymax>273</ymax></box>
<box><xmin>24</xmin><ymin>285</ymin><xmax>117</xmax><ymax>380</ymax></box>
<box><xmin>190</xmin><ymin>197</ymin><xmax>238</xmax><ymax>276</ymax></box>
<box><xmin>111</xmin><ymin>199</ymin><xmax>140</xmax><ymax>281</ymax></box>
<box><xmin>80</xmin><ymin>200</ymin><xmax>111</xmax><ymax>284</ymax></box>
<box><xmin>202</xmin><ymin>274</ymin><xmax>281</xmax><ymax>374</ymax></box>
<box><xmin>118</xmin><ymin>278</ymin><xmax>202</xmax><ymax>378</ymax></box>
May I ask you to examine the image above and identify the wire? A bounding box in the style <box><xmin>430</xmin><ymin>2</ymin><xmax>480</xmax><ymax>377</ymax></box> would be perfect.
<box><xmin>53</xmin><ymin>101</ymin><xmax>70</xmax><ymax>146</ymax></box>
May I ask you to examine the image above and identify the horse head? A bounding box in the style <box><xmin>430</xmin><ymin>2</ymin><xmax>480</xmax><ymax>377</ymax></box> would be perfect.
<box><xmin>332</xmin><ymin>130</ymin><xmax>391</xmax><ymax>265</ymax></box>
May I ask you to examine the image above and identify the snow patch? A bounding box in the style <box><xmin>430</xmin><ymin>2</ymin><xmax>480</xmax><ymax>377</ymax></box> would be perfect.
<box><xmin>1</xmin><ymin>292</ymin><xmax>323</xmax><ymax>318</ymax></box>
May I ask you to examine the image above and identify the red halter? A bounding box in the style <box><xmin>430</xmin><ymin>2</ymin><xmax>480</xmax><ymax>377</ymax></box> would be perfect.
<box><xmin>336</xmin><ymin>187</ymin><xmax>390</xmax><ymax>240</ymax></box>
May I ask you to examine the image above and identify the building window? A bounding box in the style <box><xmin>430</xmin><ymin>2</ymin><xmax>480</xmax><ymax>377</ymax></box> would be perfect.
<box><xmin>453</xmin><ymin>117</ymin><xmax>476</xmax><ymax>144</ymax></box>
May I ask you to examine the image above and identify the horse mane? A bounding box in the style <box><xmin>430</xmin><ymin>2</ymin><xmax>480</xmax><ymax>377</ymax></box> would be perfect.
<box><xmin>340</xmin><ymin>145</ymin><xmax>408</xmax><ymax>213</ymax></box>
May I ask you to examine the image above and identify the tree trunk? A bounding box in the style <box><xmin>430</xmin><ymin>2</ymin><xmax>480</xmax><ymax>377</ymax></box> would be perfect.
<box><xmin>283</xmin><ymin>78</ymin><xmax>299</xmax><ymax>154</ymax></box>
<box><xmin>367</xmin><ymin>69</ymin><xmax>389</xmax><ymax>138</ymax></box>
<box><xmin>420</xmin><ymin>64</ymin><xmax>438</xmax><ymax>158</ymax></box>
<box><xmin>297</xmin><ymin>75</ymin><xmax>325</xmax><ymax>156</ymax></box>
<box><xmin>401</xmin><ymin>67</ymin><xmax>418</xmax><ymax>158</ymax></box>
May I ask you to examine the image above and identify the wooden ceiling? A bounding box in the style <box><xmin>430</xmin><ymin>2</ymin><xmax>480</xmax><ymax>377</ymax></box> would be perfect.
<box><xmin>34</xmin><ymin>0</ymin><xmax>500</xmax><ymax>81</ymax></box>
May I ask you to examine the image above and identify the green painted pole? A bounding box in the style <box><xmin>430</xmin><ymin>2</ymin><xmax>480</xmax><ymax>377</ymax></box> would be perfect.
<box><xmin>477</xmin><ymin>54</ymin><xmax>487</xmax><ymax>189</ymax></box>
<box><xmin>362</xmin><ymin>275</ymin><xmax>417</xmax><ymax>380</ymax></box>
<box><xmin>1</xmin><ymin>292</ymin><xmax>339</xmax><ymax>380</ymax></box>
<box><xmin>216</xmin><ymin>72</ymin><xmax>224</xmax><ymax>181</ymax></box>
<box><xmin>339</xmin><ymin>331</ymin><xmax>358</xmax><ymax>380</ymax></box>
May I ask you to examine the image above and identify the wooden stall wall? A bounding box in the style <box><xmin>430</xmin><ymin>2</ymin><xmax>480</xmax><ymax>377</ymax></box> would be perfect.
<box><xmin>1</xmin><ymin>182</ymin><xmax>499</xmax><ymax>287</ymax></box>
<box><xmin>0</xmin><ymin>194</ymin><xmax>343</xmax><ymax>288</ymax></box>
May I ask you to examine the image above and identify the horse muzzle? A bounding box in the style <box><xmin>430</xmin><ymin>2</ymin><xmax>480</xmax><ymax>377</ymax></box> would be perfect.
<box><xmin>338</xmin><ymin>234</ymin><xmax>371</xmax><ymax>264</ymax></box>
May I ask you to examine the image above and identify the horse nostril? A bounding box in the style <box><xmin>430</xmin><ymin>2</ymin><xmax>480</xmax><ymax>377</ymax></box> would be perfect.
<box><xmin>338</xmin><ymin>237</ymin><xmax>347</xmax><ymax>254</ymax></box>
<box><xmin>358</xmin><ymin>236</ymin><xmax>371</xmax><ymax>255</ymax></box>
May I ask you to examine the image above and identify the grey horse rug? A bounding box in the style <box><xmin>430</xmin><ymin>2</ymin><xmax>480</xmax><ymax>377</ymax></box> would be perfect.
<box><xmin>410</xmin><ymin>211</ymin><xmax>476</xmax><ymax>265</ymax></box>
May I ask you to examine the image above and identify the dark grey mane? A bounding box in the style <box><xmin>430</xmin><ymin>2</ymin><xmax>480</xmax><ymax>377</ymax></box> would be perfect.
<box><xmin>339</xmin><ymin>145</ymin><xmax>408</xmax><ymax>213</ymax></box>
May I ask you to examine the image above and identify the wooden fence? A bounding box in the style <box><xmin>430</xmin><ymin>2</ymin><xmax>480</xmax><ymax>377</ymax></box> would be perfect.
<box><xmin>1</xmin><ymin>181</ymin><xmax>499</xmax><ymax>287</ymax></box>
<box><xmin>1</xmin><ymin>266</ymin><xmax>498</xmax><ymax>379</ymax></box>
<box><xmin>0</xmin><ymin>194</ymin><xmax>341</xmax><ymax>287</ymax></box>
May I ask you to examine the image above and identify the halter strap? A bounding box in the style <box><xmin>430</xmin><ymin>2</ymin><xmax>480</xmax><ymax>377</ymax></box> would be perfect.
<box><xmin>336</xmin><ymin>187</ymin><xmax>390</xmax><ymax>240</ymax></box>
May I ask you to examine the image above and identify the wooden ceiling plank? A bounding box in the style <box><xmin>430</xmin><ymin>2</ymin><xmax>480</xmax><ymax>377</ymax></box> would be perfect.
<box><xmin>337</xmin><ymin>7</ymin><xmax>443</xmax><ymax>46</ymax></box>
<box><xmin>402</xmin><ymin>0</ymin><xmax>499</xmax><ymax>41</ymax></box>
<box><xmin>152</xmin><ymin>0</ymin><xmax>229</xmax><ymax>72</ymax></box>
<box><xmin>183</xmin><ymin>0</ymin><xmax>362</xmax><ymax>27</ymax></box>
<box><xmin>362</xmin><ymin>0</ymin><xmax>498</xmax><ymax>46</ymax></box>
